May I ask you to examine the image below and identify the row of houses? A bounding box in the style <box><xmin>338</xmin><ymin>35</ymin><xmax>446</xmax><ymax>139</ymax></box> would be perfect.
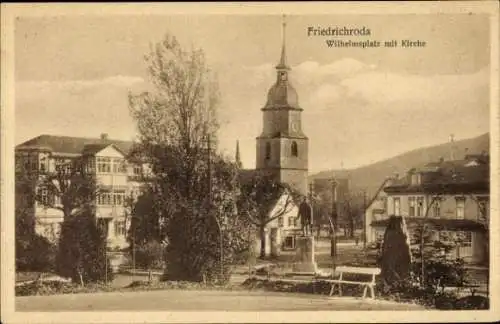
<box><xmin>15</xmin><ymin>133</ymin><xmax>306</xmax><ymax>257</ymax></box>
<box><xmin>364</xmin><ymin>153</ymin><xmax>490</xmax><ymax>265</ymax></box>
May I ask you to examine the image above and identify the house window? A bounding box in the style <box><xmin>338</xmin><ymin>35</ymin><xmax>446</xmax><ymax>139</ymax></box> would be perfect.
<box><xmin>37</xmin><ymin>187</ymin><xmax>49</xmax><ymax>206</ymax></box>
<box><xmin>456</xmin><ymin>197</ymin><xmax>465</xmax><ymax>219</ymax></box>
<box><xmin>85</xmin><ymin>158</ymin><xmax>96</xmax><ymax>173</ymax></box>
<box><xmin>416</xmin><ymin>197</ymin><xmax>424</xmax><ymax>217</ymax></box>
<box><xmin>112</xmin><ymin>158</ymin><xmax>127</xmax><ymax>173</ymax></box>
<box><xmin>30</xmin><ymin>156</ymin><xmax>38</xmax><ymax>171</ymax></box>
<box><xmin>114</xmin><ymin>220</ymin><xmax>127</xmax><ymax>237</ymax></box>
<box><xmin>287</xmin><ymin>217</ymin><xmax>293</xmax><ymax>227</ymax></box>
<box><xmin>477</xmin><ymin>199</ymin><xmax>488</xmax><ymax>222</ymax></box>
<box><xmin>40</xmin><ymin>157</ymin><xmax>48</xmax><ymax>173</ymax></box>
<box><xmin>291</xmin><ymin>141</ymin><xmax>298</xmax><ymax>157</ymax></box>
<box><xmin>432</xmin><ymin>200</ymin><xmax>441</xmax><ymax>218</ymax></box>
<box><xmin>278</xmin><ymin>216</ymin><xmax>283</xmax><ymax>227</ymax></box>
<box><xmin>55</xmin><ymin>158</ymin><xmax>72</xmax><ymax>174</ymax></box>
<box><xmin>293</xmin><ymin>217</ymin><xmax>298</xmax><ymax>227</ymax></box>
<box><xmin>98</xmin><ymin>191</ymin><xmax>112</xmax><ymax>206</ymax></box>
<box><xmin>133</xmin><ymin>165</ymin><xmax>142</xmax><ymax>176</ymax></box>
<box><xmin>97</xmin><ymin>157</ymin><xmax>112</xmax><ymax>173</ymax></box>
<box><xmin>284</xmin><ymin>236</ymin><xmax>295</xmax><ymax>249</ymax></box>
<box><xmin>393</xmin><ymin>197</ymin><xmax>401</xmax><ymax>216</ymax></box>
<box><xmin>408</xmin><ymin>197</ymin><xmax>416</xmax><ymax>217</ymax></box>
<box><xmin>459</xmin><ymin>231</ymin><xmax>472</xmax><ymax>248</ymax></box>
<box><xmin>98</xmin><ymin>191</ymin><xmax>126</xmax><ymax>206</ymax></box>
<box><xmin>410</xmin><ymin>173</ymin><xmax>419</xmax><ymax>185</ymax></box>
<box><xmin>113</xmin><ymin>192</ymin><xmax>125</xmax><ymax>206</ymax></box>
<box><xmin>265</xmin><ymin>143</ymin><xmax>271</xmax><ymax>160</ymax></box>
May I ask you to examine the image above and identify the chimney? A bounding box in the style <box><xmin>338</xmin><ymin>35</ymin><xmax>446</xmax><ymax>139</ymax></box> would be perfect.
<box><xmin>100</xmin><ymin>133</ymin><xmax>109</xmax><ymax>141</ymax></box>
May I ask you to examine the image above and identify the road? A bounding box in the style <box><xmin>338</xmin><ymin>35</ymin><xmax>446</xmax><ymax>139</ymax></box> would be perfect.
<box><xmin>16</xmin><ymin>289</ymin><xmax>424</xmax><ymax>311</ymax></box>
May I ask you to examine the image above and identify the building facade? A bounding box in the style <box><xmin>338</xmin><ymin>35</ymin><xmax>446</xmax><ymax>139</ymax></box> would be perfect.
<box><xmin>365</xmin><ymin>154</ymin><xmax>490</xmax><ymax>264</ymax></box>
<box><xmin>15</xmin><ymin>134</ymin><xmax>145</xmax><ymax>250</ymax></box>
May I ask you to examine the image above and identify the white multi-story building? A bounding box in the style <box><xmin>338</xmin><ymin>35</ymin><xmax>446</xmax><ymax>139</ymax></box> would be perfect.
<box><xmin>15</xmin><ymin>134</ymin><xmax>147</xmax><ymax>249</ymax></box>
<box><xmin>364</xmin><ymin>154</ymin><xmax>490</xmax><ymax>264</ymax></box>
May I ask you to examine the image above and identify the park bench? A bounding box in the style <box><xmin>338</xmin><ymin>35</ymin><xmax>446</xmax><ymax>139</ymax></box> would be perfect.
<box><xmin>324</xmin><ymin>266</ymin><xmax>381</xmax><ymax>299</ymax></box>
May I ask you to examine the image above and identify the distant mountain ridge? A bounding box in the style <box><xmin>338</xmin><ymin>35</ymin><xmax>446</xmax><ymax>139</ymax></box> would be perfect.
<box><xmin>309</xmin><ymin>132</ymin><xmax>490</xmax><ymax>197</ymax></box>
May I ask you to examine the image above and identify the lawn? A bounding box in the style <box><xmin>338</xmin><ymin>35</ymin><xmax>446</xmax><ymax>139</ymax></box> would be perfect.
<box><xmin>253</xmin><ymin>240</ymin><xmax>378</xmax><ymax>270</ymax></box>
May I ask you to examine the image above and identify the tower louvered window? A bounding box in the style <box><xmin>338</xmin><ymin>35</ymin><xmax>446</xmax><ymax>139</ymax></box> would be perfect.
<box><xmin>291</xmin><ymin>141</ymin><xmax>298</xmax><ymax>157</ymax></box>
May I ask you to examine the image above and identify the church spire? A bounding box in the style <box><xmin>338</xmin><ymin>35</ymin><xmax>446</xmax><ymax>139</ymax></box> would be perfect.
<box><xmin>235</xmin><ymin>140</ymin><xmax>242</xmax><ymax>168</ymax></box>
<box><xmin>276</xmin><ymin>14</ymin><xmax>290</xmax><ymax>71</ymax></box>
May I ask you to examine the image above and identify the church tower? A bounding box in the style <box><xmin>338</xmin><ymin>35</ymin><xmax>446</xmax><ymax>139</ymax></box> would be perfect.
<box><xmin>256</xmin><ymin>16</ymin><xmax>309</xmax><ymax>196</ymax></box>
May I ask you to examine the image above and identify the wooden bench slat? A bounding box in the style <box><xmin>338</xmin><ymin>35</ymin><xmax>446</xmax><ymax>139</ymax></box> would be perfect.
<box><xmin>324</xmin><ymin>280</ymin><xmax>375</xmax><ymax>286</ymax></box>
<box><xmin>335</xmin><ymin>266</ymin><xmax>381</xmax><ymax>275</ymax></box>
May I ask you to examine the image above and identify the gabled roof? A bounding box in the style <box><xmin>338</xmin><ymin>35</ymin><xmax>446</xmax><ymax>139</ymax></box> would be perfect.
<box><xmin>384</xmin><ymin>156</ymin><xmax>490</xmax><ymax>194</ymax></box>
<box><xmin>237</xmin><ymin>169</ymin><xmax>301</xmax><ymax>217</ymax></box>
<box><xmin>81</xmin><ymin>143</ymin><xmax>128</xmax><ymax>157</ymax></box>
<box><xmin>16</xmin><ymin>135</ymin><xmax>135</xmax><ymax>156</ymax></box>
<box><xmin>365</xmin><ymin>177</ymin><xmax>392</xmax><ymax>210</ymax></box>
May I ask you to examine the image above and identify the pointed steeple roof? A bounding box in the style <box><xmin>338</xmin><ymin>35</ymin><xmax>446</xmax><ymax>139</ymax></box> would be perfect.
<box><xmin>263</xmin><ymin>14</ymin><xmax>301</xmax><ymax>110</ymax></box>
<box><xmin>275</xmin><ymin>14</ymin><xmax>290</xmax><ymax>71</ymax></box>
<box><xmin>235</xmin><ymin>140</ymin><xmax>242</xmax><ymax>168</ymax></box>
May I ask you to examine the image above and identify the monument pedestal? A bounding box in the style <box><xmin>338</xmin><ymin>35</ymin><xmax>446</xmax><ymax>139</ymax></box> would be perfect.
<box><xmin>292</xmin><ymin>235</ymin><xmax>318</xmax><ymax>273</ymax></box>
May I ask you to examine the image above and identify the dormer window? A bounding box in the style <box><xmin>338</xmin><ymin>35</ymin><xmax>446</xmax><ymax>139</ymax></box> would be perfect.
<box><xmin>410</xmin><ymin>172</ymin><xmax>422</xmax><ymax>185</ymax></box>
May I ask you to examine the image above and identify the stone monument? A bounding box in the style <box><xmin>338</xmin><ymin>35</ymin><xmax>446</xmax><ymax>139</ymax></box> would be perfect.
<box><xmin>292</xmin><ymin>197</ymin><xmax>318</xmax><ymax>273</ymax></box>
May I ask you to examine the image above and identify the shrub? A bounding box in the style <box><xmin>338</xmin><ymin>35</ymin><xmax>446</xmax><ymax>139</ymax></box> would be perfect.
<box><xmin>16</xmin><ymin>233</ymin><xmax>57</xmax><ymax>272</ymax></box>
<box><xmin>56</xmin><ymin>214</ymin><xmax>114</xmax><ymax>284</ymax></box>
<box><xmin>132</xmin><ymin>240</ymin><xmax>165</xmax><ymax>270</ymax></box>
<box><xmin>454</xmin><ymin>295</ymin><xmax>489</xmax><ymax>310</ymax></box>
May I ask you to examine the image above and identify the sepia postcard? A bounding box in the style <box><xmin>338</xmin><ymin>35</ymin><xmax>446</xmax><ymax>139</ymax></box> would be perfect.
<box><xmin>1</xmin><ymin>2</ymin><xmax>499</xmax><ymax>323</ymax></box>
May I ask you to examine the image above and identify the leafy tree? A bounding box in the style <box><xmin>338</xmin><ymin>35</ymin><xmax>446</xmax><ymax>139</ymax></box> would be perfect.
<box><xmin>57</xmin><ymin>212</ymin><xmax>114</xmax><ymax>285</ymax></box>
<box><xmin>126</xmin><ymin>189</ymin><xmax>165</xmax><ymax>250</ymax></box>
<box><xmin>15</xmin><ymin>205</ymin><xmax>57</xmax><ymax>272</ymax></box>
<box><xmin>129</xmin><ymin>33</ymin><xmax>250</xmax><ymax>283</ymax></box>
<box><xmin>237</xmin><ymin>174</ymin><xmax>299</xmax><ymax>259</ymax></box>
<box><xmin>35</xmin><ymin>159</ymin><xmax>99</xmax><ymax>221</ymax></box>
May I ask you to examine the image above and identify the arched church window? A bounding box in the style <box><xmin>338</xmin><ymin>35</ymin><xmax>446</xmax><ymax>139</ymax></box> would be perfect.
<box><xmin>291</xmin><ymin>141</ymin><xmax>298</xmax><ymax>157</ymax></box>
<box><xmin>265</xmin><ymin>142</ymin><xmax>271</xmax><ymax>160</ymax></box>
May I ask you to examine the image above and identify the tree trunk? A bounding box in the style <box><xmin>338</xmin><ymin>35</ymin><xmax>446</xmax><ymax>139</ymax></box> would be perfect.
<box><xmin>349</xmin><ymin>218</ymin><xmax>355</xmax><ymax>238</ymax></box>
<box><xmin>78</xmin><ymin>269</ymin><xmax>84</xmax><ymax>287</ymax></box>
<box><xmin>259</xmin><ymin>226</ymin><xmax>266</xmax><ymax>259</ymax></box>
<box><xmin>420</xmin><ymin>223</ymin><xmax>425</xmax><ymax>286</ymax></box>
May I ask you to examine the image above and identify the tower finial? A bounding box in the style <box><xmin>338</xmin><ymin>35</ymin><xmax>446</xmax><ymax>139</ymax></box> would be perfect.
<box><xmin>276</xmin><ymin>14</ymin><xmax>290</xmax><ymax>70</ymax></box>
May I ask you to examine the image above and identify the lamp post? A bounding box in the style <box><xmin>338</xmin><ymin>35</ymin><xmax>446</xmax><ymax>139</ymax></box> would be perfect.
<box><xmin>363</xmin><ymin>189</ymin><xmax>367</xmax><ymax>249</ymax></box>
<box><xmin>330</xmin><ymin>178</ymin><xmax>338</xmax><ymax>273</ymax></box>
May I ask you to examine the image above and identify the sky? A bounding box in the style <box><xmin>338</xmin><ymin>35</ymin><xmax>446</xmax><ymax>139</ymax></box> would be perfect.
<box><xmin>14</xmin><ymin>13</ymin><xmax>491</xmax><ymax>172</ymax></box>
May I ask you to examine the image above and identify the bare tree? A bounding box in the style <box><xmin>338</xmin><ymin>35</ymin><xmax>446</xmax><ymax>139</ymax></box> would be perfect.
<box><xmin>35</xmin><ymin>159</ymin><xmax>99</xmax><ymax>220</ymax></box>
